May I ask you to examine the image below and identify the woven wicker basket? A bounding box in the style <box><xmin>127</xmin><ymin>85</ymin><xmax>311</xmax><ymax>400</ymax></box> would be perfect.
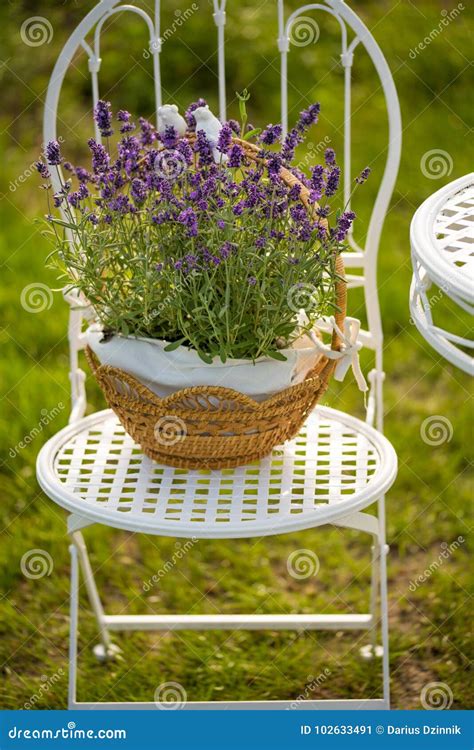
<box><xmin>85</xmin><ymin>138</ymin><xmax>346</xmax><ymax>469</ymax></box>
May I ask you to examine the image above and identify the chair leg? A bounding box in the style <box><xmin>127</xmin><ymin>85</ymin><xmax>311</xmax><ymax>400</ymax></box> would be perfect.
<box><xmin>69</xmin><ymin>530</ymin><xmax>116</xmax><ymax>660</ymax></box>
<box><xmin>375</xmin><ymin>495</ymin><xmax>390</xmax><ymax>707</ymax></box>
<box><xmin>369</xmin><ymin>539</ymin><xmax>380</xmax><ymax>650</ymax></box>
<box><xmin>378</xmin><ymin>516</ymin><xmax>390</xmax><ymax>705</ymax></box>
<box><xmin>68</xmin><ymin>543</ymin><xmax>79</xmax><ymax>708</ymax></box>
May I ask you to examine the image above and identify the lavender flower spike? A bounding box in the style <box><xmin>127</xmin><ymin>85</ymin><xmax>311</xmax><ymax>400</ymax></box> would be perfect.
<box><xmin>45</xmin><ymin>140</ymin><xmax>62</xmax><ymax>166</ymax></box>
<box><xmin>324</xmin><ymin>147</ymin><xmax>336</xmax><ymax>166</ymax></box>
<box><xmin>325</xmin><ymin>166</ymin><xmax>341</xmax><ymax>197</ymax></box>
<box><xmin>35</xmin><ymin>160</ymin><xmax>50</xmax><ymax>179</ymax></box>
<box><xmin>94</xmin><ymin>100</ymin><xmax>114</xmax><ymax>138</ymax></box>
<box><xmin>217</xmin><ymin>123</ymin><xmax>233</xmax><ymax>154</ymax></box>
<box><xmin>259</xmin><ymin>124</ymin><xmax>282</xmax><ymax>146</ymax></box>
<box><xmin>356</xmin><ymin>166</ymin><xmax>371</xmax><ymax>184</ymax></box>
<box><xmin>296</xmin><ymin>103</ymin><xmax>320</xmax><ymax>133</ymax></box>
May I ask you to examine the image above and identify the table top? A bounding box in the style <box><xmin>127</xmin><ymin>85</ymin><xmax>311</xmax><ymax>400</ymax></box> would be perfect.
<box><xmin>37</xmin><ymin>407</ymin><xmax>397</xmax><ymax>539</ymax></box>
<box><xmin>410</xmin><ymin>173</ymin><xmax>474</xmax><ymax>305</ymax></box>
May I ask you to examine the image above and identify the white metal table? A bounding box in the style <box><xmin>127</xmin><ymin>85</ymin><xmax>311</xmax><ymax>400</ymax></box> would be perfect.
<box><xmin>37</xmin><ymin>406</ymin><xmax>397</xmax><ymax>710</ymax></box>
<box><xmin>410</xmin><ymin>173</ymin><xmax>474</xmax><ymax>374</ymax></box>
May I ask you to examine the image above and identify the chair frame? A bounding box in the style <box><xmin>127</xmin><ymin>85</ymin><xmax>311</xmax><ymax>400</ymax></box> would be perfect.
<box><xmin>39</xmin><ymin>0</ymin><xmax>402</xmax><ymax>710</ymax></box>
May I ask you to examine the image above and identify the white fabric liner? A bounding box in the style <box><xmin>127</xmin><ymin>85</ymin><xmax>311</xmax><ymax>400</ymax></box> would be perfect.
<box><xmin>85</xmin><ymin>324</ymin><xmax>324</xmax><ymax>401</ymax></box>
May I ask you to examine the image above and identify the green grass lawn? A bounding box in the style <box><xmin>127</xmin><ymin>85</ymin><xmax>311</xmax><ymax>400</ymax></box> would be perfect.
<box><xmin>0</xmin><ymin>0</ymin><xmax>472</xmax><ymax>709</ymax></box>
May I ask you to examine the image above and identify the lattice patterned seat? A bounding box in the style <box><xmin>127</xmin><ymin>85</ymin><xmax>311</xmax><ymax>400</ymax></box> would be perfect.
<box><xmin>410</xmin><ymin>173</ymin><xmax>474</xmax><ymax>374</ymax></box>
<box><xmin>434</xmin><ymin>182</ymin><xmax>474</xmax><ymax>276</ymax></box>
<box><xmin>37</xmin><ymin>407</ymin><xmax>396</xmax><ymax>539</ymax></box>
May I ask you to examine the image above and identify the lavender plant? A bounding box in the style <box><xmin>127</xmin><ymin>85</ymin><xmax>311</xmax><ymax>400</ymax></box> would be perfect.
<box><xmin>37</xmin><ymin>98</ymin><xmax>369</xmax><ymax>364</ymax></box>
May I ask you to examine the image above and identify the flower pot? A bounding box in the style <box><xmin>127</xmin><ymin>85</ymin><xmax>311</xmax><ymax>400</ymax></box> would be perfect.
<box><xmin>84</xmin><ymin>250</ymin><xmax>346</xmax><ymax>470</ymax></box>
<box><xmin>85</xmin><ymin>325</ymin><xmax>325</xmax><ymax>402</ymax></box>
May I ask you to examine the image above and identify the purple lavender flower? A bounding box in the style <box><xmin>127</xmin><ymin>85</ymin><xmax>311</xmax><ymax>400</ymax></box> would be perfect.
<box><xmin>247</xmin><ymin>276</ymin><xmax>257</xmax><ymax>286</ymax></box>
<box><xmin>288</xmin><ymin>183</ymin><xmax>301</xmax><ymax>201</ymax></box>
<box><xmin>117</xmin><ymin>110</ymin><xmax>135</xmax><ymax>133</ymax></box>
<box><xmin>45</xmin><ymin>140</ymin><xmax>62</xmax><ymax>166</ymax></box>
<box><xmin>178</xmin><ymin>207</ymin><xmax>198</xmax><ymax>237</ymax></box>
<box><xmin>88</xmin><ymin>213</ymin><xmax>99</xmax><ymax>225</ymax></box>
<box><xmin>281</xmin><ymin>128</ymin><xmax>302</xmax><ymax>164</ymax></box>
<box><xmin>152</xmin><ymin>213</ymin><xmax>168</xmax><ymax>226</ymax></box>
<box><xmin>185</xmin><ymin>98</ymin><xmax>208</xmax><ymax>129</ymax></box>
<box><xmin>246</xmin><ymin>183</ymin><xmax>264</xmax><ymax>209</ymax></box>
<box><xmin>226</xmin><ymin>119</ymin><xmax>240</xmax><ymax>135</ymax></box>
<box><xmin>118</xmin><ymin>135</ymin><xmax>141</xmax><ymax>174</ymax></box>
<box><xmin>324</xmin><ymin>148</ymin><xmax>336</xmax><ymax>166</ymax></box>
<box><xmin>290</xmin><ymin>167</ymin><xmax>311</xmax><ymax>190</ymax></box>
<box><xmin>185</xmin><ymin>253</ymin><xmax>198</xmax><ymax>269</ymax></box>
<box><xmin>332</xmin><ymin>210</ymin><xmax>356</xmax><ymax>242</ymax></box>
<box><xmin>355</xmin><ymin>166</ymin><xmax>371</xmax><ymax>184</ymax></box>
<box><xmin>160</xmin><ymin>125</ymin><xmax>178</xmax><ymax>148</ymax></box>
<box><xmin>217</xmin><ymin>123</ymin><xmax>232</xmax><ymax>154</ymax></box>
<box><xmin>75</xmin><ymin>166</ymin><xmax>91</xmax><ymax>183</ymax></box>
<box><xmin>259</xmin><ymin>124</ymin><xmax>282</xmax><ymax>146</ymax></box>
<box><xmin>195</xmin><ymin>130</ymin><xmax>214</xmax><ymax>166</ymax></box>
<box><xmin>317</xmin><ymin>225</ymin><xmax>327</xmax><ymax>241</ymax></box>
<box><xmin>176</xmin><ymin>139</ymin><xmax>194</xmax><ymax>165</ymax></box>
<box><xmin>131</xmin><ymin>178</ymin><xmax>147</xmax><ymax>204</ymax></box>
<box><xmin>290</xmin><ymin>204</ymin><xmax>307</xmax><ymax>223</ymax></box>
<box><xmin>35</xmin><ymin>160</ymin><xmax>50</xmax><ymax>179</ymax></box>
<box><xmin>219</xmin><ymin>241</ymin><xmax>234</xmax><ymax>260</ymax></box>
<box><xmin>88</xmin><ymin>139</ymin><xmax>110</xmax><ymax>173</ymax></box>
<box><xmin>297</xmin><ymin>220</ymin><xmax>313</xmax><ymax>242</ymax></box>
<box><xmin>296</xmin><ymin>102</ymin><xmax>321</xmax><ymax>133</ymax></box>
<box><xmin>325</xmin><ymin>166</ymin><xmax>340</xmax><ymax>197</ymax></box>
<box><xmin>310</xmin><ymin>164</ymin><xmax>324</xmax><ymax>192</ymax></box>
<box><xmin>296</xmin><ymin>103</ymin><xmax>320</xmax><ymax>132</ymax></box>
<box><xmin>266</xmin><ymin>153</ymin><xmax>283</xmax><ymax>177</ymax></box>
<box><xmin>67</xmin><ymin>192</ymin><xmax>80</xmax><ymax>208</ymax></box>
<box><xmin>255</xmin><ymin>237</ymin><xmax>266</xmax><ymax>249</ymax></box>
<box><xmin>228</xmin><ymin>144</ymin><xmax>244</xmax><ymax>168</ymax></box>
<box><xmin>139</xmin><ymin>117</ymin><xmax>156</xmax><ymax>145</ymax></box>
<box><xmin>110</xmin><ymin>194</ymin><xmax>132</xmax><ymax>214</ymax></box>
<box><xmin>94</xmin><ymin>100</ymin><xmax>113</xmax><ymax>138</ymax></box>
<box><xmin>202</xmin><ymin>175</ymin><xmax>218</xmax><ymax>196</ymax></box>
<box><xmin>232</xmin><ymin>202</ymin><xmax>245</xmax><ymax>216</ymax></box>
<box><xmin>270</xmin><ymin>230</ymin><xmax>285</xmax><ymax>242</ymax></box>
<box><xmin>217</xmin><ymin>219</ymin><xmax>226</xmax><ymax>230</ymax></box>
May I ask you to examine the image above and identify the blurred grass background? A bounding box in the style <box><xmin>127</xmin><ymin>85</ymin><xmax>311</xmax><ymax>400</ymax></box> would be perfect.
<box><xmin>0</xmin><ymin>0</ymin><xmax>472</xmax><ymax>708</ymax></box>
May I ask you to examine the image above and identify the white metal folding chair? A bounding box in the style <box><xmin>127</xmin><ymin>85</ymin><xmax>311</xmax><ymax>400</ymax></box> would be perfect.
<box><xmin>37</xmin><ymin>0</ymin><xmax>402</xmax><ymax>709</ymax></box>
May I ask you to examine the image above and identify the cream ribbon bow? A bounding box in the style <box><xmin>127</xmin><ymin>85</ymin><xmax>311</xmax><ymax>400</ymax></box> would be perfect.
<box><xmin>308</xmin><ymin>316</ymin><xmax>368</xmax><ymax>392</ymax></box>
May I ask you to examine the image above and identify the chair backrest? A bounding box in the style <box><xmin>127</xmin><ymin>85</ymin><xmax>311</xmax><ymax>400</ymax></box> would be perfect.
<box><xmin>44</xmin><ymin>0</ymin><xmax>401</xmax><ymax>431</ymax></box>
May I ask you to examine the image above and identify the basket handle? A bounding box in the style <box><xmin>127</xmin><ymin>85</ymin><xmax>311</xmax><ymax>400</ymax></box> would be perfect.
<box><xmin>332</xmin><ymin>252</ymin><xmax>347</xmax><ymax>352</ymax></box>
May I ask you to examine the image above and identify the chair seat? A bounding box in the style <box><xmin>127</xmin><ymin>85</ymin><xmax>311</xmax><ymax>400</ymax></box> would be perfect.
<box><xmin>36</xmin><ymin>407</ymin><xmax>397</xmax><ymax>539</ymax></box>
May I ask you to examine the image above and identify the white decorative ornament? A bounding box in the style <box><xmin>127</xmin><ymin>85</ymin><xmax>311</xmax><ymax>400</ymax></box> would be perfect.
<box><xmin>192</xmin><ymin>104</ymin><xmax>228</xmax><ymax>163</ymax></box>
<box><xmin>157</xmin><ymin>104</ymin><xmax>187</xmax><ymax>138</ymax></box>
